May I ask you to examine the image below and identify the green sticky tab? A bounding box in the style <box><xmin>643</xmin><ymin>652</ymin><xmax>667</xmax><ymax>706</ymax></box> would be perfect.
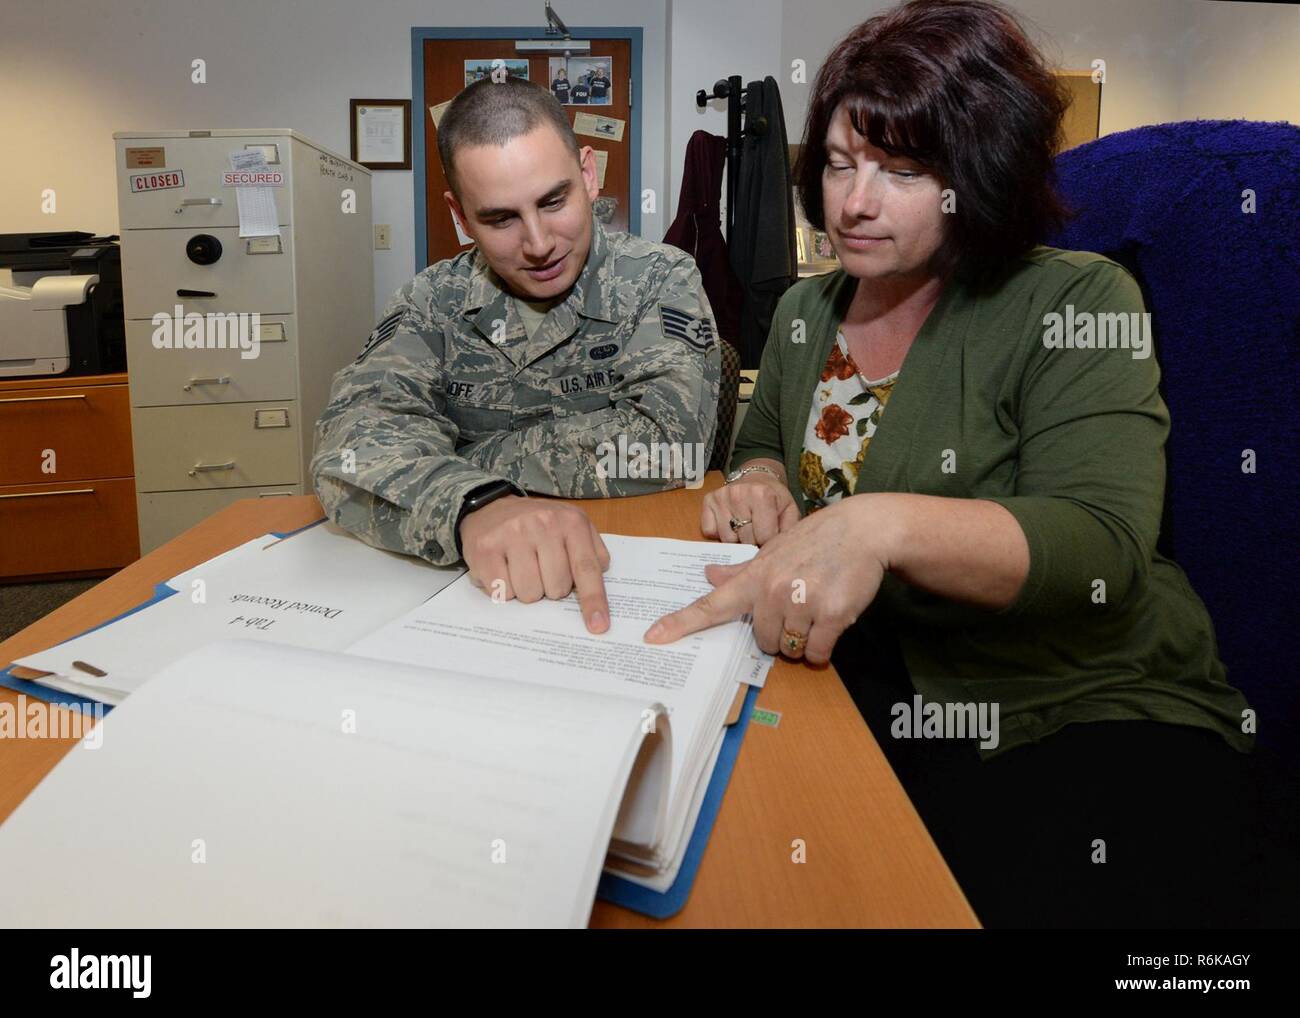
<box><xmin>750</xmin><ymin>708</ymin><xmax>782</xmax><ymax>728</ymax></box>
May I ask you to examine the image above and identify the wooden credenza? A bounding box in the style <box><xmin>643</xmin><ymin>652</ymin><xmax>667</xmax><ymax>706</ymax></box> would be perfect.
<box><xmin>0</xmin><ymin>371</ymin><xmax>140</xmax><ymax>581</ymax></box>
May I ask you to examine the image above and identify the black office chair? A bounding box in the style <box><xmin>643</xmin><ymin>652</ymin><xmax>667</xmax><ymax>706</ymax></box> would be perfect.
<box><xmin>709</xmin><ymin>339</ymin><xmax>740</xmax><ymax>473</ymax></box>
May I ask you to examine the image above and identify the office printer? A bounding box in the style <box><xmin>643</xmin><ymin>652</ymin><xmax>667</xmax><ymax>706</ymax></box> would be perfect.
<box><xmin>0</xmin><ymin>232</ymin><xmax>126</xmax><ymax>378</ymax></box>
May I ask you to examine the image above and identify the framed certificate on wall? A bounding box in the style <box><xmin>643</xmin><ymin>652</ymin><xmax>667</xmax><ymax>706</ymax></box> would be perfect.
<box><xmin>350</xmin><ymin>99</ymin><xmax>412</xmax><ymax>170</ymax></box>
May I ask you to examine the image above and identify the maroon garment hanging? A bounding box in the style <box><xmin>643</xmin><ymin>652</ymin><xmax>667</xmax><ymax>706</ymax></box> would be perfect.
<box><xmin>663</xmin><ymin>130</ymin><xmax>742</xmax><ymax>351</ymax></box>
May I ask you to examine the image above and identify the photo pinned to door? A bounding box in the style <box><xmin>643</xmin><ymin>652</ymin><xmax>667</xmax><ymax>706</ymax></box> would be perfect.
<box><xmin>464</xmin><ymin>59</ymin><xmax>529</xmax><ymax>87</ymax></box>
<box><xmin>548</xmin><ymin>56</ymin><xmax>613</xmax><ymax>106</ymax></box>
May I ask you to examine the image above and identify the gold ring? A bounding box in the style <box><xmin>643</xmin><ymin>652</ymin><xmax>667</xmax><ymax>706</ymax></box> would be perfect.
<box><xmin>782</xmin><ymin>628</ymin><xmax>808</xmax><ymax>657</ymax></box>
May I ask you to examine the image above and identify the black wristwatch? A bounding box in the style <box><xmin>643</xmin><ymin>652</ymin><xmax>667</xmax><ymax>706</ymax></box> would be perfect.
<box><xmin>454</xmin><ymin>480</ymin><xmax>523</xmax><ymax>556</ymax></box>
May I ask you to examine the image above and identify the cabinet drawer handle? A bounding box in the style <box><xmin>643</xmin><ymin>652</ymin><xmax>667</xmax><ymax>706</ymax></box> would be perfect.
<box><xmin>188</xmin><ymin>460</ymin><xmax>236</xmax><ymax>477</ymax></box>
<box><xmin>176</xmin><ymin>198</ymin><xmax>224</xmax><ymax>213</ymax></box>
<box><xmin>0</xmin><ymin>394</ymin><xmax>89</xmax><ymax>404</ymax></box>
<box><xmin>176</xmin><ymin>289</ymin><xmax>217</xmax><ymax>298</ymax></box>
<box><xmin>183</xmin><ymin>376</ymin><xmax>231</xmax><ymax>392</ymax></box>
<box><xmin>0</xmin><ymin>488</ymin><xmax>95</xmax><ymax>499</ymax></box>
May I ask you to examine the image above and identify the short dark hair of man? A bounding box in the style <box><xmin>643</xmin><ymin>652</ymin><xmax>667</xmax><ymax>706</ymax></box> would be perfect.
<box><xmin>437</xmin><ymin>76</ymin><xmax>582</xmax><ymax>196</ymax></box>
<box><xmin>795</xmin><ymin>0</ymin><xmax>1072</xmax><ymax>281</ymax></box>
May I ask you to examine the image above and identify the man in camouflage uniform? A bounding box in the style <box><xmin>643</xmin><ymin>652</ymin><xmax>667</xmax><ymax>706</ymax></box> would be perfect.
<box><xmin>312</xmin><ymin>76</ymin><xmax>720</xmax><ymax>631</ymax></box>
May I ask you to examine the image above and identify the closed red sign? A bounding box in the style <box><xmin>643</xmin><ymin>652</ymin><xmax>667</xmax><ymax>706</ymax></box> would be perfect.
<box><xmin>129</xmin><ymin>170</ymin><xmax>185</xmax><ymax>192</ymax></box>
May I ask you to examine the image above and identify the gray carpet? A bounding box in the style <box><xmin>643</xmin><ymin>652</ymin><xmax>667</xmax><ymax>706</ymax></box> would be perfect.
<box><xmin>0</xmin><ymin>579</ymin><xmax>101</xmax><ymax>643</ymax></box>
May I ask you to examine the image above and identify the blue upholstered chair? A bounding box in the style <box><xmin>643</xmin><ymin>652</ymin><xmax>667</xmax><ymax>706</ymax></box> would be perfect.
<box><xmin>1047</xmin><ymin>120</ymin><xmax>1299</xmax><ymax>922</ymax></box>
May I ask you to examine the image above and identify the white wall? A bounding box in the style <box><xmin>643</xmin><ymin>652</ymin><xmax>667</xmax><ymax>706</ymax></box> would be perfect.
<box><xmin>1179</xmin><ymin>1</ymin><xmax>1300</xmax><ymax>123</ymax></box>
<box><xmin>778</xmin><ymin>0</ymin><xmax>1191</xmax><ymax>147</ymax></box>
<box><xmin>3</xmin><ymin>0</ymin><xmax>1295</xmax><ymax>314</ymax></box>
<box><xmin>0</xmin><ymin>0</ymin><xmax>669</xmax><ymax>313</ymax></box>
<box><xmin>662</xmin><ymin>0</ymin><xmax>1296</xmax><ymax>228</ymax></box>
<box><xmin>664</xmin><ymin>0</ymin><xmax>783</xmax><ymax>227</ymax></box>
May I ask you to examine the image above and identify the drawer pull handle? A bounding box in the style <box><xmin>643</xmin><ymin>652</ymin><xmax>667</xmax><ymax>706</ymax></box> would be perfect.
<box><xmin>0</xmin><ymin>488</ymin><xmax>95</xmax><ymax>500</ymax></box>
<box><xmin>183</xmin><ymin>376</ymin><xmax>231</xmax><ymax>392</ymax></box>
<box><xmin>188</xmin><ymin>460</ymin><xmax>236</xmax><ymax>477</ymax></box>
<box><xmin>176</xmin><ymin>289</ymin><xmax>217</xmax><ymax>298</ymax></box>
<box><xmin>175</xmin><ymin>198</ymin><xmax>224</xmax><ymax>214</ymax></box>
<box><xmin>0</xmin><ymin>394</ymin><xmax>89</xmax><ymax>404</ymax></box>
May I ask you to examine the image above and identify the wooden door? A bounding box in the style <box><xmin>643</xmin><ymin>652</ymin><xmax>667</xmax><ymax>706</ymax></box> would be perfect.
<box><xmin>421</xmin><ymin>37</ymin><xmax>633</xmax><ymax>267</ymax></box>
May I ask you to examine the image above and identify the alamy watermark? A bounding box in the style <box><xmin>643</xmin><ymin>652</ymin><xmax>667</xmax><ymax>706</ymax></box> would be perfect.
<box><xmin>150</xmin><ymin>306</ymin><xmax>261</xmax><ymax>359</ymax></box>
<box><xmin>0</xmin><ymin>695</ymin><xmax>103</xmax><ymax>749</ymax></box>
<box><xmin>50</xmin><ymin>949</ymin><xmax>150</xmax><ymax>997</ymax></box>
<box><xmin>595</xmin><ymin>436</ymin><xmax>708</xmax><ymax>489</ymax></box>
<box><xmin>1042</xmin><ymin>304</ymin><xmax>1152</xmax><ymax>360</ymax></box>
<box><xmin>891</xmin><ymin>694</ymin><xmax>1000</xmax><ymax>750</ymax></box>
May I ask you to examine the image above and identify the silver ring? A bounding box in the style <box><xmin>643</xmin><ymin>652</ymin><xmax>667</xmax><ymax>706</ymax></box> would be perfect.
<box><xmin>729</xmin><ymin>517</ymin><xmax>752</xmax><ymax>532</ymax></box>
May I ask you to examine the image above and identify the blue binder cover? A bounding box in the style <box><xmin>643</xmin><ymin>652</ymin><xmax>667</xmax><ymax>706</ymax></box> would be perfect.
<box><xmin>1</xmin><ymin>514</ymin><xmax>758</xmax><ymax>921</ymax></box>
<box><xmin>0</xmin><ymin>582</ymin><xmax>173</xmax><ymax>714</ymax></box>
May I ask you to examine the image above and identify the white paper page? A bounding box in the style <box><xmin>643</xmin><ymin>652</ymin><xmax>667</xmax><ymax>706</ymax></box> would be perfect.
<box><xmin>451</xmin><ymin>211</ymin><xmax>474</xmax><ymax>246</ymax></box>
<box><xmin>429</xmin><ymin>100</ymin><xmax>452</xmax><ymax>128</ymax></box>
<box><xmin>345</xmin><ymin>535</ymin><xmax>757</xmax><ymax>854</ymax></box>
<box><xmin>607</xmin><ymin>724</ymin><xmax>727</xmax><ymax>892</ymax></box>
<box><xmin>14</xmin><ymin>523</ymin><xmax>463</xmax><ymax>699</ymax></box>
<box><xmin>229</xmin><ymin>149</ymin><xmax>280</xmax><ymax>237</ymax></box>
<box><xmin>0</xmin><ymin>640</ymin><xmax>668</xmax><ymax>928</ymax></box>
<box><xmin>163</xmin><ymin>535</ymin><xmax>269</xmax><ymax>589</ymax></box>
<box><xmin>739</xmin><ymin>625</ymin><xmax>776</xmax><ymax>688</ymax></box>
<box><xmin>357</xmin><ymin>105</ymin><xmax>403</xmax><ymax>163</ymax></box>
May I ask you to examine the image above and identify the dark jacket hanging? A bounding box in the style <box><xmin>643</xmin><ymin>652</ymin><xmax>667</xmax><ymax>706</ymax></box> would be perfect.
<box><xmin>729</xmin><ymin>76</ymin><xmax>797</xmax><ymax>368</ymax></box>
<box><xmin>663</xmin><ymin>131</ymin><xmax>742</xmax><ymax>351</ymax></box>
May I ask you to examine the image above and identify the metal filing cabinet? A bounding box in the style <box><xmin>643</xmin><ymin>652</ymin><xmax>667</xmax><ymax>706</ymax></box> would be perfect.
<box><xmin>112</xmin><ymin>129</ymin><xmax>373</xmax><ymax>552</ymax></box>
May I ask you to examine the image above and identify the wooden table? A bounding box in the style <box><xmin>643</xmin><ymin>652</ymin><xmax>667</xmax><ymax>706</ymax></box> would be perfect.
<box><xmin>0</xmin><ymin>474</ymin><xmax>979</xmax><ymax>928</ymax></box>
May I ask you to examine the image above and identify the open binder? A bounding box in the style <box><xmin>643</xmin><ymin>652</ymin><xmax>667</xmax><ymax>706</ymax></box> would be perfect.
<box><xmin>1</xmin><ymin>521</ymin><xmax>769</xmax><ymax>922</ymax></box>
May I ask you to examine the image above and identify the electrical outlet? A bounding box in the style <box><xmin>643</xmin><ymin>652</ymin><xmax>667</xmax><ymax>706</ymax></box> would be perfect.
<box><xmin>374</xmin><ymin>224</ymin><xmax>391</xmax><ymax>250</ymax></box>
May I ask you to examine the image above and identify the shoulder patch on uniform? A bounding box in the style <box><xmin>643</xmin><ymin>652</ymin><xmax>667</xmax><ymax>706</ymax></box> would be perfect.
<box><xmin>356</xmin><ymin>310</ymin><xmax>403</xmax><ymax>363</ymax></box>
<box><xmin>659</xmin><ymin>304</ymin><xmax>715</xmax><ymax>352</ymax></box>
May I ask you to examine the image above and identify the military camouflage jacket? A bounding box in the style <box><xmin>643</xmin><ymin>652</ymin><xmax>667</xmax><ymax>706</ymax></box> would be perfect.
<box><xmin>311</xmin><ymin>215</ymin><xmax>721</xmax><ymax>565</ymax></box>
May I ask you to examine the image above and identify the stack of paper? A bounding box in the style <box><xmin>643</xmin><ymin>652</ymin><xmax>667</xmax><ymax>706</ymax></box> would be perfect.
<box><xmin>345</xmin><ymin>534</ymin><xmax>772</xmax><ymax>891</ymax></box>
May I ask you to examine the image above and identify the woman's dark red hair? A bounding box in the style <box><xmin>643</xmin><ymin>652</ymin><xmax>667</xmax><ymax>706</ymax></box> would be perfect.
<box><xmin>795</xmin><ymin>0</ymin><xmax>1072</xmax><ymax>280</ymax></box>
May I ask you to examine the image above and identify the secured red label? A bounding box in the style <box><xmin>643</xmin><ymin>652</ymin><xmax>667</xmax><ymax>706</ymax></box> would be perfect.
<box><xmin>221</xmin><ymin>170</ymin><xmax>286</xmax><ymax>187</ymax></box>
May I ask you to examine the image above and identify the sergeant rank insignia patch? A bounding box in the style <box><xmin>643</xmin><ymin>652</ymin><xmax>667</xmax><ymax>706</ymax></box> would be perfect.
<box><xmin>356</xmin><ymin>310</ymin><xmax>403</xmax><ymax>362</ymax></box>
<box><xmin>659</xmin><ymin>304</ymin><xmax>716</xmax><ymax>353</ymax></box>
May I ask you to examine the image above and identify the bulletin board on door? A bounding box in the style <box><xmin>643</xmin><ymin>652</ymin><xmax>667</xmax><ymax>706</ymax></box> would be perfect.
<box><xmin>421</xmin><ymin>36</ymin><xmax>634</xmax><ymax>268</ymax></box>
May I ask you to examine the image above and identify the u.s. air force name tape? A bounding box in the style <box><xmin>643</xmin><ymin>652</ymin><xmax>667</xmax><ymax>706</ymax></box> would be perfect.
<box><xmin>659</xmin><ymin>304</ymin><xmax>716</xmax><ymax>352</ymax></box>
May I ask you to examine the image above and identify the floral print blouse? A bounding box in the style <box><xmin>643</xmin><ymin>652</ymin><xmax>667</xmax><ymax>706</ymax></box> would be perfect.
<box><xmin>799</xmin><ymin>329</ymin><xmax>899</xmax><ymax>510</ymax></box>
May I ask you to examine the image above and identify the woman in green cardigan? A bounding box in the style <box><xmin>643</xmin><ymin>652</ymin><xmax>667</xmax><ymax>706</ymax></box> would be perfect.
<box><xmin>646</xmin><ymin>0</ymin><xmax>1259</xmax><ymax>928</ymax></box>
